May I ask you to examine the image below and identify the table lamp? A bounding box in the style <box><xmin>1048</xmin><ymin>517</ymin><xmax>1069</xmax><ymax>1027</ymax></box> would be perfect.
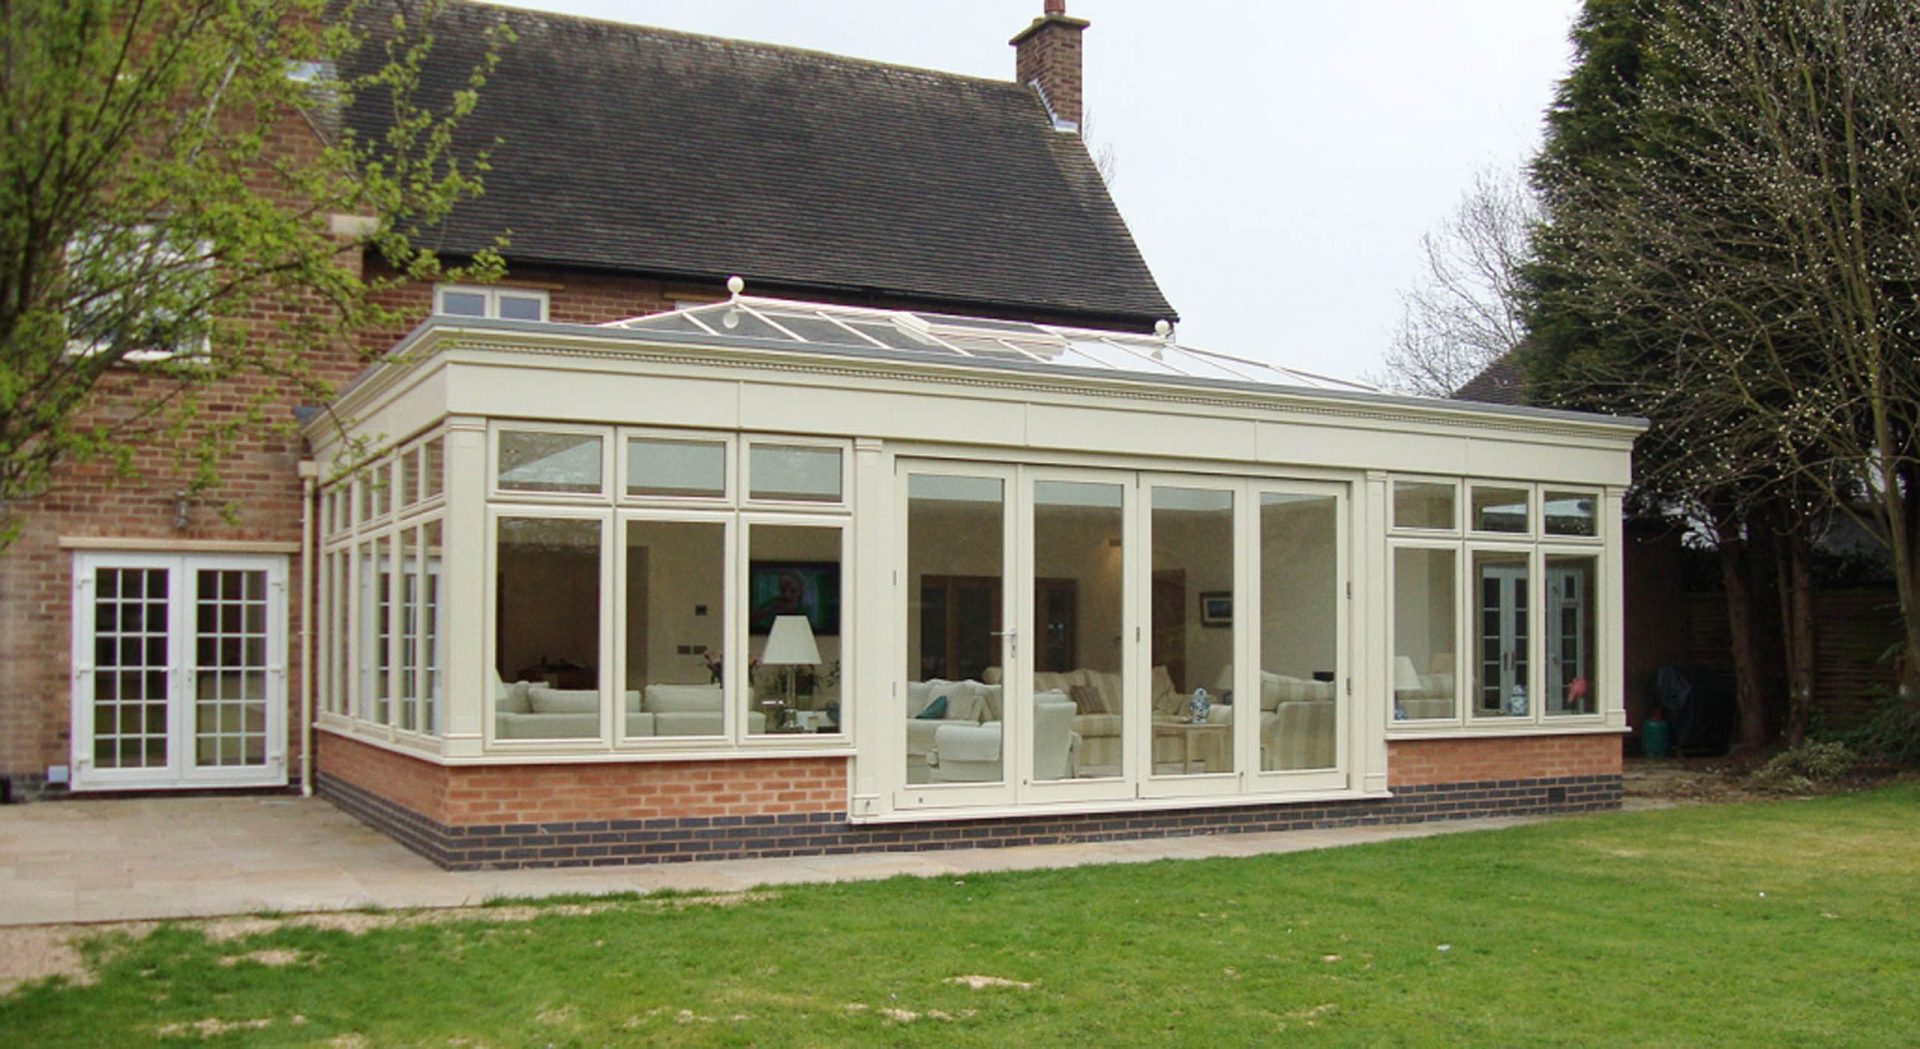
<box><xmin>761</xmin><ymin>615</ymin><xmax>821</xmax><ymax>728</ymax></box>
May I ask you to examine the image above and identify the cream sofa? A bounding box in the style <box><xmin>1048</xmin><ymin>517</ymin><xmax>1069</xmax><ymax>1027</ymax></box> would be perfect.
<box><xmin>1181</xmin><ymin>672</ymin><xmax>1338</xmax><ymax>771</ymax></box>
<box><xmin>905</xmin><ymin>679</ymin><xmax>1002</xmax><ymax>782</ymax></box>
<box><xmin>494</xmin><ymin>678</ymin><xmax>764</xmax><ymax>739</ymax></box>
<box><xmin>927</xmin><ymin>694</ymin><xmax>1080</xmax><ymax>783</ymax></box>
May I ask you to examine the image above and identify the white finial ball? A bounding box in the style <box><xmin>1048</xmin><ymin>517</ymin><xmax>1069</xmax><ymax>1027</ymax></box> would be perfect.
<box><xmin>1154</xmin><ymin>319</ymin><xmax>1172</xmax><ymax>338</ymax></box>
<box><xmin>726</xmin><ymin>275</ymin><xmax>745</xmax><ymax>296</ymax></box>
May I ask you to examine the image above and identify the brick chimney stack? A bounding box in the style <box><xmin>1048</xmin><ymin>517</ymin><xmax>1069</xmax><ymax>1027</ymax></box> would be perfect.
<box><xmin>1011</xmin><ymin>0</ymin><xmax>1091</xmax><ymax>132</ymax></box>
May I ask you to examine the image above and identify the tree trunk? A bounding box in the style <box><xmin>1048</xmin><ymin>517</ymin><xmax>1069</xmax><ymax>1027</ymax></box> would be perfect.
<box><xmin>1776</xmin><ymin>522</ymin><xmax>1817</xmax><ymax>746</ymax></box>
<box><xmin>1901</xmin><ymin>461</ymin><xmax>1920</xmax><ymax>700</ymax></box>
<box><xmin>1713</xmin><ymin>505</ymin><xmax>1769</xmax><ymax>754</ymax></box>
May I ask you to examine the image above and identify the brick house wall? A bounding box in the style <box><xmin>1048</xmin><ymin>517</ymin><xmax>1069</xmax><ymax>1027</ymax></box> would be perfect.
<box><xmin>316</xmin><ymin>733</ymin><xmax>1620</xmax><ymax>870</ymax></box>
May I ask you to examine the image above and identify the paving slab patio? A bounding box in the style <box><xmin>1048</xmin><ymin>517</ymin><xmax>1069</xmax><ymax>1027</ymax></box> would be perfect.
<box><xmin>0</xmin><ymin>795</ymin><xmax>1537</xmax><ymax>926</ymax></box>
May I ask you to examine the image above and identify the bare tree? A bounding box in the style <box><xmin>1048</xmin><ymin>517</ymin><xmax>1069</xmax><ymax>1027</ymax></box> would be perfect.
<box><xmin>1373</xmin><ymin>168</ymin><xmax>1537</xmax><ymax>397</ymax></box>
<box><xmin>1541</xmin><ymin>0</ymin><xmax>1920</xmax><ymax>705</ymax></box>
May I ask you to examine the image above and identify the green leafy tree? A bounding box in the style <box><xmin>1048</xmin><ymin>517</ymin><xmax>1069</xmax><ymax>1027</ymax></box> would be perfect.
<box><xmin>0</xmin><ymin>0</ymin><xmax>510</xmax><ymax>549</ymax></box>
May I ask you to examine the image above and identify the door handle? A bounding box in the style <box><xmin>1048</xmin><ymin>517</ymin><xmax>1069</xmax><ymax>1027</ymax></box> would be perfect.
<box><xmin>991</xmin><ymin>630</ymin><xmax>1017</xmax><ymax>658</ymax></box>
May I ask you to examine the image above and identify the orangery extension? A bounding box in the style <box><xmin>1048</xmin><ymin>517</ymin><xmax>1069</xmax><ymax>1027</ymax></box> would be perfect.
<box><xmin>4</xmin><ymin>1</ymin><xmax>1646</xmax><ymax>867</ymax></box>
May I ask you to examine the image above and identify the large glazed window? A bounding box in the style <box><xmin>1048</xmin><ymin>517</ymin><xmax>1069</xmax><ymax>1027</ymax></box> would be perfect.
<box><xmin>1150</xmin><ymin>486</ymin><xmax>1234</xmax><ymax>776</ymax></box>
<box><xmin>495</xmin><ymin>517</ymin><xmax>602</xmax><ymax>739</ymax></box>
<box><xmin>1546</xmin><ymin>555</ymin><xmax>1598</xmax><ymax>716</ymax></box>
<box><xmin>905</xmin><ymin>473</ymin><xmax>1005</xmax><ymax>786</ymax></box>
<box><xmin>746</xmin><ymin>524</ymin><xmax>844</xmax><ymax>736</ymax></box>
<box><xmin>1259</xmin><ymin>493</ymin><xmax>1339</xmax><ymax>771</ymax></box>
<box><xmin>621</xmin><ymin>519</ymin><xmax>727</xmax><ymax>740</ymax></box>
<box><xmin>1032</xmin><ymin>480</ymin><xmax>1125</xmax><ymax>781</ymax></box>
<box><xmin>1393</xmin><ymin>547</ymin><xmax>1458</xmax><ymax>721</ymax></box>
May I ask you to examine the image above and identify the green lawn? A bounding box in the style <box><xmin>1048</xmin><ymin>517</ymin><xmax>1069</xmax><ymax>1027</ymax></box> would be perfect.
<box><xmin>4</xmin><ymin>786</ymin><xmax>1918</xmax><ymax>1047</ymax></box>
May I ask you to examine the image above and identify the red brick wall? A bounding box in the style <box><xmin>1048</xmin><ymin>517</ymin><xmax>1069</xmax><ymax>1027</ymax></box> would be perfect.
<box><xmin>317</xmin><ymin>730</ymin><xmax>848</xmax><ymax>826</ymax></box>
<box><xmin>1387</xmin><ymin>734</ymin><xmax>1621</xmax><ymax>788</ymax></box>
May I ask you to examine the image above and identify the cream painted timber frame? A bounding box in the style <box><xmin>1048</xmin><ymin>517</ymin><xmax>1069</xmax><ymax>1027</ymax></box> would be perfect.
<box><xmin>618</xmin><ymin>427</ymin><xmax>736</xmax><ymax>504</ymax></box>
<box><xmin>1383</xmin><ymin>476</ymin><xmax>1619</xmax><ymax>738</ymax></box>
<box><xmin>483</xmin><ymin>506</ymin><xmax>617</xmax><ymax>752</ymax></box>
<box><xmin>469</xmin><ymin>425</ymin><xmax>857</xmax><ymax>755</ymax></box>
<box><xmin>886</xmin><ymin>460</ymin><xmax>1363</xmax><ymax>812</ymax></box>
<box><xmin>488</xmin><ymin>420</ymin><xmax>613</xmax><ymax>504</ymax></box>
<box><xmin>736</xmin><ymin>512</ymin><xmax>854</xmax><ymax>747</ymax></box>
<box><xmin>317</xmin><ymin>425</ymin><xmax>449</xmax><ymax>753</ymax></box>
<box><xmin>302</xmin><ymin>316</ymin><xmax>1639</xmax><ymax>819</ymax></box>
<box><xmin>1246</xmin><ymin>477</ymin><xmax>1355</xmax><ymax>795</ymax></box>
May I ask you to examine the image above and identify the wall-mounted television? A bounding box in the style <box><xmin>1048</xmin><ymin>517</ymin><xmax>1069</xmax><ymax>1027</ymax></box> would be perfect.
<box><xmin>748</xmin><ymin>561</ymin><xmax>841</xmax><ymax>635</ymax></box>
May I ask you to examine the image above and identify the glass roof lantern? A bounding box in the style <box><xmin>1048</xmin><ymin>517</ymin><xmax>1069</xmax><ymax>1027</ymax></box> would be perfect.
<box><xmin>601</xmin><ymin>294</ymin><xmax>1377</xmax><ymax>395</ymax></box>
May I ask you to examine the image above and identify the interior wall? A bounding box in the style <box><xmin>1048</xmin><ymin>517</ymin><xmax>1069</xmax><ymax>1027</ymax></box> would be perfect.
<box><xmin>906</xmin><ymin>499</ymin><xmax>1002</xmax><ymax>681</ymax></box>
<box><xmin>1260</xmin><ymin>499</ymin><xmax>1338</xmax><ymax>679</ymax></box>
<box><xmin>1394</xmin><ymin>548</ymin><xmax>1455</xmax><ymax>674</ymax></box>
<box><xmin>1153</xmin><ymin>505</ymin><xmax>1234</xmax><ymax>693</ymax></box>
<box><xmin>496</xmin><ymin>544</ymin><xmax>600</xmax><ymax>684</ymax></box>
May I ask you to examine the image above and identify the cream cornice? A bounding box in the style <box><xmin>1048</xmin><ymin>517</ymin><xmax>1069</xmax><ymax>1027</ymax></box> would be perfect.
<box><xmin>313</xmin><ymin>324</ymin><xmax>1644</xmax><ymax>450</ymax></box>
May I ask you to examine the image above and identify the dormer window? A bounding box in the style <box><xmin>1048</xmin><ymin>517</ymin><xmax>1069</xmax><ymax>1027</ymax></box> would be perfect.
<box><xmin>434</xmin><ymin>284</ymin><xmax>549</xmax><ymax>322</ymax></box>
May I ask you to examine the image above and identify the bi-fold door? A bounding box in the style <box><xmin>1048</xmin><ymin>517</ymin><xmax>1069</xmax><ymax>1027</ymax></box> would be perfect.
<box><xmin>70</xmin><ymin>552</ymin><xmax>288</xmax><ymax>791</ymax></box>
<box><xmin>895</xmin><ymin>461</ymin><xmax>1350</xmax><ymax>811</ymax></box>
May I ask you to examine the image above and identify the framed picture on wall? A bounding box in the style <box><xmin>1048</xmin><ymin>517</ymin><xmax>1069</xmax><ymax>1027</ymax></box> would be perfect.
<box><xmin>1198</xmin><ymin>591</ymin><xmax>1232</xmax><ymax>628</ymax></box>
<box><xmin>748</xmin><ymin>560</ymin><xmax>841</xmax><ymax>635</ymax></box>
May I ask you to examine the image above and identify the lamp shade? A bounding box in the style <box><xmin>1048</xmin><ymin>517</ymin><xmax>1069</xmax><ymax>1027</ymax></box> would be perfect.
<box><xmin>761</xmin><ymin>615</ymin><xmax>821</xmax><ymax>666</ymax></box>
<box><xmin>1213</xmin><ymin>663</ymin><xmax>1235</xmax><ymax>693</ymax></box>
<box><xmin>1394</xmin><ymin>656</ymin><xmax>1422</xmax><ymax>692</ymax></box>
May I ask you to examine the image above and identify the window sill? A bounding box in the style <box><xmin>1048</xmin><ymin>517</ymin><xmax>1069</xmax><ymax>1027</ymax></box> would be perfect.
<box><xmin>1385</xmin><ymin>721</ymin><xmax>1624</xmax><ymax>742</ymax></box>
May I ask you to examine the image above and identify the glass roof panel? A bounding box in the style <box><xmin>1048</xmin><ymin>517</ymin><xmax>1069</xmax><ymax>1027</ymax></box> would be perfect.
<box><xmin>759</xmin><ymin>312</ymin><xmax>873</xmax><ymax>348</ymax></box>
<box><xmin>912</xmin><ymin>312</ymin><xmax>1050</xmax><ymax>335</ymax></box>
<box><xmin>604</xmin><ymin>296</ymin><xmax>1379</xmax><ymax>395</ymax></box>
<box><xmin>845</xmin><ymin>320</ymin><xmax>951</xmax><ymax>353</ymax></box>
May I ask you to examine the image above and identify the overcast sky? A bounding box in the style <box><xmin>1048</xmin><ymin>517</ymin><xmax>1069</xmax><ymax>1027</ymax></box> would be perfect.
<box><xmin>483</xmin><ymin>1</ymin><xmax>1581</xmax><ymax>382</ymax></box>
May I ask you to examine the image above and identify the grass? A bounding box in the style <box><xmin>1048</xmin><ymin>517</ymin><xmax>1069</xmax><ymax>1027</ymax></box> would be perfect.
<box><xmin>4</xmin><ymin>787</ymin><xmax>1918</xmax><ymax>1047</ymax></box>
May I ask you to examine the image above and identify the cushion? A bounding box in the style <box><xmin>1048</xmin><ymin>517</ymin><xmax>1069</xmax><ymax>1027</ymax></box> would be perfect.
<box><xmin>495</xmin><ymin>679</ymin><xmax>532</xmax><ymax>715</ymax></box>
<box><xmin>1089</xmin><ymin>670</ymin><xmax>1122</xmax><ymax>711</ymax></box>
<box><xmin>1068</xmin><ymin>683</ymin><xmax>1106</xmax><ymax>715</ymax></box>
<box><xmin>944</xmin><ymin>684</ymin><xmax>987</xmax><ymax>723</ymax></box>
<box><xmin>976</xmin><ymin>683</ymin><xmax>1003</xmax><ymax>722</ymax></box>
<box><xmin>528</xmin><ymin>687</ymin><xmax>599</xmax><ymax>714</ymax></box>
<box><xmin>915</xmin><ymin>695</ymin><xmax>950</xmax><ymax>720</ymax></box>
<box><xmin>644</xmin><ymin>683</ymin><xmax>723</xmax><ymax>713</ymax></box>
<box><xmin>1150</xmin><ymin>665</ymin><xmax>1176</xmax><ymax>703</ymax></box>
<box><xmin>906</xmin><ymin>681</ymin><xmax>934</xmax><ymax>710</ymax></box>
<box><xmin>981</xmin><ymin>666</ymin><xmax>1003</xmax><ymax>685</ymax></box>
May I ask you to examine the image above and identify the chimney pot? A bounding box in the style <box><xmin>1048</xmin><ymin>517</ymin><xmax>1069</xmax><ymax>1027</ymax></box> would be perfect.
<box><xmin>1011</xmin><ymin>1</ymin><xmax>1091</xmax><ymax>131</ymax></box>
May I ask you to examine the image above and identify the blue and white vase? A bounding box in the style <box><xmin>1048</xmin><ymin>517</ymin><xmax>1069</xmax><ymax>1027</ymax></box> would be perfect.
<box><xmin>1506</xmin><ymin>684</ymin><xmax>1528</xmax><ymax>717</ymax></box>
<box><xmin>1189</xmin><ymin>687</ymin><xmax>1211</xmax><ymax>724</ymax></box>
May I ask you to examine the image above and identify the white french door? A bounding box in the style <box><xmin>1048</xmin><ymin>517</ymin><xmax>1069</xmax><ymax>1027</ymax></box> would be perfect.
<box><xmin>70</xmin><ymin>552</ymin><xmax>288</xmax><ymax>791</ymax></box>
<box><xmin>1474</xmin><ymin>557</ymin><xmax>1531</xmax><ymax>717</ymax></box>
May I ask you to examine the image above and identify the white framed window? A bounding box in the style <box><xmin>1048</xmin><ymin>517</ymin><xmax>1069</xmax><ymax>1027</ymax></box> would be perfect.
<box><xmin>1390</xmin><ymin>478</ymin><xmax>1460</xmax><ymax>533</ymax></box>
<box><xmin>65</xmin><ymin>228</ymin><xmax>214</xmax><ymax>362</ymax></box>
<box><xmin>491</xmin><ymin>423</ymin><xmax>610</xmax><ymax>499</ymax></box>
<box><xmin>620</xmin><ymin>428</ymin><xmax>734</xmax><ymax>502</ymax></box>
<box><xmin>1469</xmin><ymin>484</ymin><xmax>1532</xmax><ymax>536</ymax></box>
<box><xmin>745</xmin><ymin>438</ymin><xmax>849</xmax><ymax>506</ymax></box>
<box><xmin>434</xmin><ymin>284</ymin><xmax>549</xmax><ymax>322</ymax></box>
<box><xmin>1543</xmin><ymin>489</ymin><xmax>1603</xmax><ymax>540</ymax></box>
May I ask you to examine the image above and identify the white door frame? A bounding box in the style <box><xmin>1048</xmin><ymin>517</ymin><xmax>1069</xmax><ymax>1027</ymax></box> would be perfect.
<box><xmin>70</xmin><ymin>551</ymin><xmax>289</xmax><ymax>791</ymax></box>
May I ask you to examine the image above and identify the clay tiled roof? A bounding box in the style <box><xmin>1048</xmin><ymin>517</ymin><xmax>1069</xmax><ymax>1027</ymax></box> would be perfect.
<box><xmin>344</xmin><ymin>2</ymin><xmax>1176</xmax><ymax>330</ymax></box>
